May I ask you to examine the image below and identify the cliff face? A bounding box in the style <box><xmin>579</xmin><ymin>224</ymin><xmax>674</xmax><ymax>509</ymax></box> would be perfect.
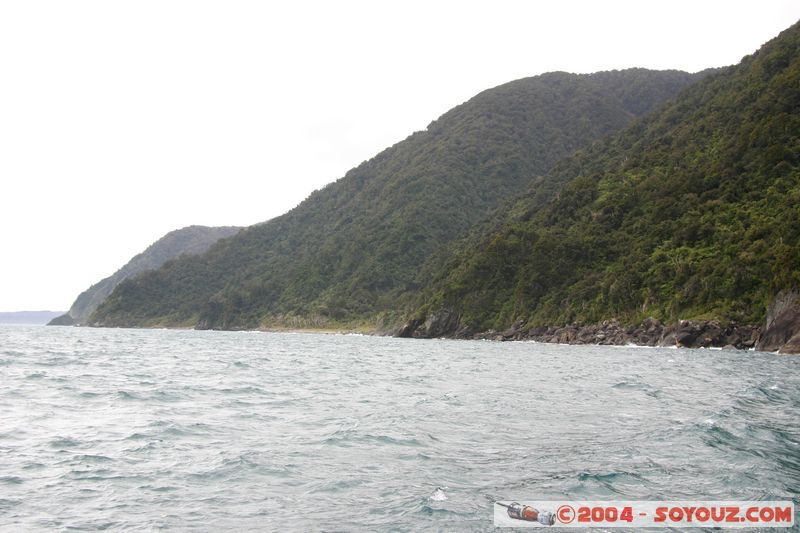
<box><xmin>89</xmin><ymin>69</ymin><xmax>707</xmax><ymax>329</ymax></box>
<box><xmin>757</xmin><ymin>289</ymin><xmax>800</xmax><ymax>354</ymax></box>
<box><xmin>49</xmin><ymin>225</ymin><xmax>240</xmax><ymax>326</ymax></box>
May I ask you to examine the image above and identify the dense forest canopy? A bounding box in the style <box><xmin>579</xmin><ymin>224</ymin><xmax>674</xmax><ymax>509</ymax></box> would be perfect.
<box><xmin>50</xmin><ymin>226</ymin><xmax>241</xmax><ymax>325</ymax></box>
<box><xmin>91</xmin><ymin>69</ymin><xmax>704</xmax><ymax>329</ymax></box>
<box><xmin>423</xmin><ymin>21</ymin><xmax>800</xmax><ymax>331</ymax></box>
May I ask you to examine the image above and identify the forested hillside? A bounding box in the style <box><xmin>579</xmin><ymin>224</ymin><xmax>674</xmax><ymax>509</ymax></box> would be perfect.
<box><xmin>50</xmin><ymin>225</ymin><xmax>240</xmax><ymax>325</ymax></box>
<box><xmin>417</xmin><ymin>21</ymin><xmax>800</xmax><ymax>333</ymax></box>
<box><xmin>90</xmin><ymin>69</ymin><xmax>704</xmax><ymax>329</ymax></box>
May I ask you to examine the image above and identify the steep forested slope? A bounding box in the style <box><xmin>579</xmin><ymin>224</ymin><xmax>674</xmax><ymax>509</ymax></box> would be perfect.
<box><xmin>50</xmin><ymin>225</ymin><xmax>240</xmax><ymax>325</ymax></box>
<box><xmin>91</xmin><ymin>69</ymin><xmax>704</xmax><ymax>328</ymax></box>
<box><xmin>419</xmin><ymin>22</ymin><xmax>800</xmax><ymax>332</ymax></box>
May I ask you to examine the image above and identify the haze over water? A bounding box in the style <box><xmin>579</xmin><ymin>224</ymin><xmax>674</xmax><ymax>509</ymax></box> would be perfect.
<box><xmin>1</xmin><ymin>326</ymin><xmax>798</xmax><ymax>531</ymax></box>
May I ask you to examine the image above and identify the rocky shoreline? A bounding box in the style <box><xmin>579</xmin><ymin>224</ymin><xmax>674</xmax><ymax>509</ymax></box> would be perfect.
<box><xmin>398</xmin><ymin>290</ymin><xmax>800</xmax><ymax>354</ymax></box>
<box><xmin>400</xmin><ymin>313</ymin><xmax>760</xmax><ymax>350</ymax></box>
<box><xmin>476</xmin><ymin>318</ymin><xmax>762</xmax><ymax>349</ymax></box>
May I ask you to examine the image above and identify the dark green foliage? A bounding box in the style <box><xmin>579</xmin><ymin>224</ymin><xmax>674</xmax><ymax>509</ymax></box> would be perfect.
<box><xmin>428</xmin><ymin>22</ymin><xmax>800</xmax><ymax>330</ymax></box>
<box><xmin>91</xmin><ymin>69</ymin><xmax>703</xmax><ymax>328</ymax></box>
<box><xmin>52</xmin><ymin>225</ymin><xmax>241</xmax><ymax>326</ymax></box>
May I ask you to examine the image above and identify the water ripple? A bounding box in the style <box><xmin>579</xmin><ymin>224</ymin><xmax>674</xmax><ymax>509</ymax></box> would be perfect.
<box><xmin>0</xmin><ymin>325</ymin><xmax>797</xmax><ymax>531</ymax></box>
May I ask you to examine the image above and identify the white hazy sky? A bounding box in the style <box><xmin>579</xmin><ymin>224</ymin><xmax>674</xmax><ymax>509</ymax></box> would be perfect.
<box><xmin>2</xmin><ymin>1</ymin><xmax>799</xmax><ymax>312</ymax></box>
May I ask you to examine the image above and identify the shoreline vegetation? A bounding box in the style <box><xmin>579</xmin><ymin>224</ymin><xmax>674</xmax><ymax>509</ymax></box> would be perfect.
<box><xmin>52</xmin><ymin>319</ymin><xmax>785</xmax><ymax>354</ymax></box>
<box><xmin>52</xmin><ymin>23</ymin><xmax>800</xmax><ymax>355</ymax></box>
<box><xmin>398</xmin><ymin>288</ymin><xmax>799</xmax><ymax>354</ymax></box>
<box><xmin>76</xmin><ymin>305</ymin><xmax>797</xmax><ymax>354</ymax></box>
<box><xmin>85</xmin><ymin>69</ymin><xmax>710</xmax><ymax>332</ymax></box>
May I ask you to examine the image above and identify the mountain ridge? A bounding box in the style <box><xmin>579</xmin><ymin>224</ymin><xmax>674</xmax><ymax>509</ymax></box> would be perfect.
<box><xmin>90</xmin><ymin>68</ymin><xmax>706</xmax><ymax>329</ymax></box>
<box><xmin>50</xmin><ymin>225</ymin><xmax>241</xmax><ymax>325</ymax></box>
<box><xmin>405</xmin><ymin>20</ymin><xmax>800</xmax><ymax>351</ymax></box>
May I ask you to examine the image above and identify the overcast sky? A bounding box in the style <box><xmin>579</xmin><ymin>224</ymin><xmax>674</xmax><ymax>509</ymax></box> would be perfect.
<box><xmin>2</xmin><ymin>1</ymin><xmax>799</xmax><ymax>312</ymax></box>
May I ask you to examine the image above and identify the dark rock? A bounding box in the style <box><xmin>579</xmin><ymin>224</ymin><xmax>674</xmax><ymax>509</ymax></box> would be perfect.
<box><xmin>721</xmin><ymin>329</ymin><xmax>742</xmax><ymax>348</ymax></box>
<box><xmin>659</xmin><ymin>323</ymin><xmax>678</xmax><ymax>346</ymax></box>
<box><xmin>642</xmin><ymin>316</ymin><xmax>662</xmax><ymax>333</ymax></box>
<box><xmin>577</xmin><ymin>328</ymin><xmax>596</xmax><ymax>343</ymax></box>
<box><xmin>47</xmin><ymin>313</ymin><xmax>76</xmax><ymax>326</ymax></box>
<box><xmin>779</xmin><ymin>332</ymin><xmax>800</xmax><ymax>354</ymax></box>
<box><xmin>501</xmin><ymin>320</ymin><xmax>525</xmax><ymax>340</ymax></box>
<box><xmin>474</xmin><ymin>329</ymin><xmax>496</xmax><ymax>340</ymax></box>
<box><xmin>413</xmin><ymin>308</ymin><xmax>462</xmax><ymax>338</ymax></box>
<box><xmin>698</xmin><ymin>321</ymin><xmax>723</xmax><ymax>347</ymax></box>
<box><xmin>662</xmin><ymin>321</ymin><xmax>692</xmax><ymax>347</ymax></box>
<box><xmin>394</xmin><ymin>309</ymin><xmax>464</xmax><ymax>339</ymax></box>
<box><xmin>454</xmin><ymin>325</ymin><xmax>474</xmax><ymax>339</ymax></box>
<box><xmin>397</xmin><ymin>318</ymin><xmax>424</xmax><ymax>338</ymax></box>
<box><xmin>554</xmin><ymin>325</ymin><xmax>579</xmax><ymax>343</ymax></box>
<box><xmin>629</xmin><ymin>318</ymin><xmax>663</xmax><ymax>346</ymax></box>
<box><xmin>757</xmin><ymin>289</ymin><xmax>800</xmax><ymax>352</ymax></box>
<box><xmin>675</xmin><ymin>330</ymin><xmax>697</xmax><ymax>347</ymax></box>
<box><xmin>402</xmin><ymin>311</ymin><xmax>764</xmax><ymax>353</ymax></box>
<box><xmin>527</xmin><ymin>326</ymin><xmax>548</xmax><ymax>337</ymax></box>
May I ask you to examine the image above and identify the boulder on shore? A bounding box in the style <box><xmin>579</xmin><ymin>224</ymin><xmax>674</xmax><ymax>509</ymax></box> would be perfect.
<box><xmin>397</xmin><ymin>308</ymin><xmax>461</xmax><ymax>338</ymax></box>
<box><xmin>780</xmin><ymin>332</ymin><xmax>800</xmax><ymax>354</ymax></box>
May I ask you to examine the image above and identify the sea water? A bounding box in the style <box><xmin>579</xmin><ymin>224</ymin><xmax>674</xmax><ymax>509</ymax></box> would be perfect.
<box><xmin>0</xmin><ymin>325</ymin><xmax>798</xmax><ymax>531</ymax></box>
